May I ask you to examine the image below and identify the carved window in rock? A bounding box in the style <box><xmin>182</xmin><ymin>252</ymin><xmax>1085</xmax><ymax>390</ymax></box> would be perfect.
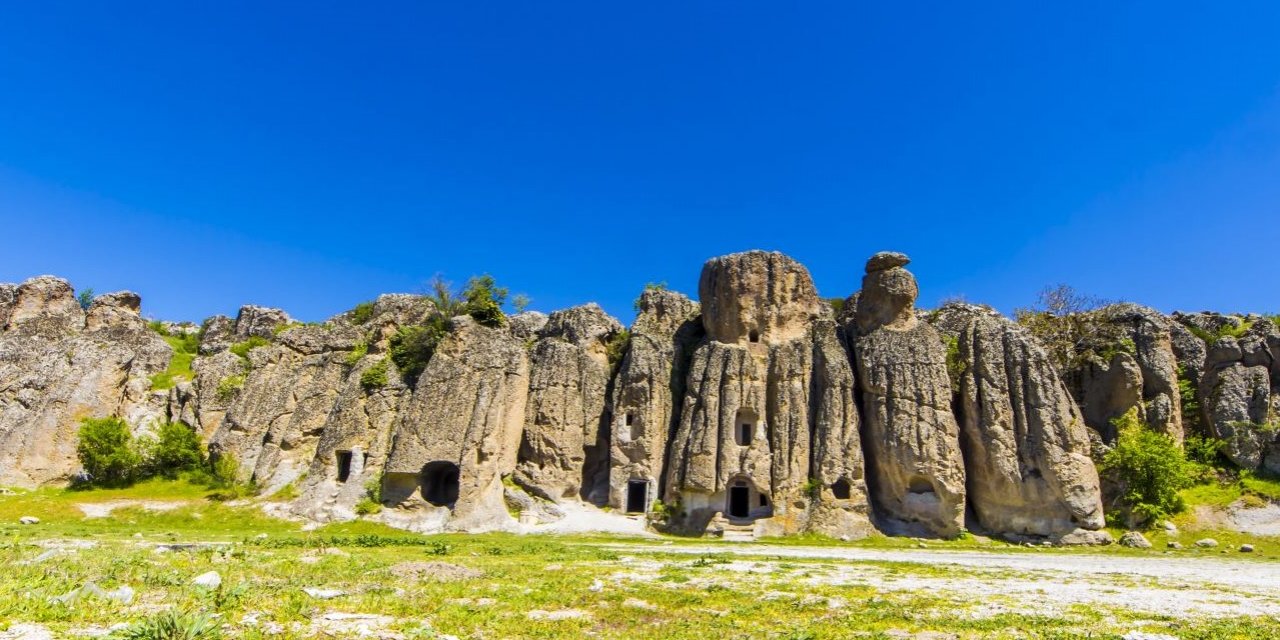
<box><xmin>831</xmin><ymin>477</ymin><xmax>852</xmax><ymax>500</ymax></box>
<box><xmin>734</xmin><ymin>408</ymin><xmax>758</xmax><ymax>446</ymax></box>
<box><xmin>748</xmin><ymin>330</ymin><xmax>760</xmax><ymax>343</ymax></box>
<box><xmin>622</xmin><ymin>412</ymin><xmax>637</xmax><ymax>441</ymax></box>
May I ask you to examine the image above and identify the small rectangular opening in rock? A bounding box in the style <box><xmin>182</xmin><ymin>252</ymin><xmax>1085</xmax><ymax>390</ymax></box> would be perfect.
<box><xmin>335</xmin><ymin>450</ymin><xmax>353</xmax><ymax>483</ymax></box>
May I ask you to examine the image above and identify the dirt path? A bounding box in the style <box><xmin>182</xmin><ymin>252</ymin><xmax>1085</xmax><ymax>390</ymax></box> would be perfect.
<box><xmin>611</xmin><ymin>542</ymin><xmax>1280</xmax><ymax>591</ymax></box>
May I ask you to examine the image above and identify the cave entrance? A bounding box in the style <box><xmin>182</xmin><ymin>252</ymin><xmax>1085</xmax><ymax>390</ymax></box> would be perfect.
<box><xmin>421</xmin><ymin>461</ymin><xmax>460</xmax><ymax>507</ymax></box>
<box><xmin>728</xmin><ymin>484</ymin><xmax>750</xmax><ymax>518</ymax></box>
<box><xmin>335</xmin><ymin>451</ymin><xmax>353</xmax><ymax>483</ymax></box>
<box><xmin>626</xmin><ymin>480</ymin><xmax>647</xmax><ymax>514</ymax></box>
<box><xmin>734</xmin><ymin>408</ymin><xmax>758</xmax><ymax>446</ymax></box>
<box><xmin>831</xmin><ymin>477</ymin><xmax>851</xmax><ymax>500</ymax></box>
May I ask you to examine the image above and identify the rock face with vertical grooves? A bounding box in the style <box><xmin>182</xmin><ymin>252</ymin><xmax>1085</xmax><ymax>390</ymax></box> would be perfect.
<box><xmin>666</xmin><ymin>251</ymin><xmax>872</xmax><ymax>538</ymax></box>
<box><xmin>515</xmin><ymin>304</ymin><xmax>622</xmax><ymax>504</ymax></box>
<box><xmin>936</xmin><ymin>304</ymin><xmax>1105</xmax><ymax>537</ymax></box>
<box><xmin>608</xmin><ymin>289</ymin><xmax>701</xmax><ymax>513</ymax></box>
<box><xmin>0</xmin><ymin>277</ymin><xmax>171</xmax><ymax>487</ymax></box>
<box><xmin>383</xmin><ymin>316</ymin><xmax>530</xmax><ymax>532</ymax></box>
<box><xmin>851</xmin><ymin>254</ymin><xmax>966</xmax><ymax>537</ymax></box>
<box><xmin>1066</xmin><ymin>304</ymin><xmax>1183</xmax><ymax>444</ymax></box>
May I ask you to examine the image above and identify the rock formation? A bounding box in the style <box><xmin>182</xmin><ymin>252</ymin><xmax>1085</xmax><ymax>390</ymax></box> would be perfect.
<box><xmin>0</xmin><ymin>249</ymin><xmax>1229</xmax><ymax>544</ymax></box>
<box><xmin>850</xmin><ymin>253</ymin><xmax>966</xmax><ymax>537</ymax></box>
<box><xmin>0</xmin><ymin>277</ymin><xmax>170</xmax><ymax>486</ymax></box>
<box><xmin>666</xmin><ymin>252</ymin><xmax>873</xmax><ymax>538</ymax></box>
<box><xmin>934</xmin><ymin>304</ymin><xmax>1105</xmax><ymax>539</ymax></box>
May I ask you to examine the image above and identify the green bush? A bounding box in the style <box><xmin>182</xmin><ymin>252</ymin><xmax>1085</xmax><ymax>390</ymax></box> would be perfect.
<box><xmin>216</xmin><ymin>374</ymin><xmax>245</xmax><ymax>401</ymax></box>
<box><xmin>1101</xmin><ymin>408</ymin><xmax>1198</xmax><ymax>527</ymax></box>
<box><xmin>351</xmin><ymin>301</ymin><xmax>375</xmax><ymax>324</ymax></box>
<box><xmin>230</xmin><ymin>335</ymin><xmax>271</xmax><ymax>361</ymax></box>
<box><xmin>360</xmin><ymin>358</ymin><xmax>389</xmax><ymax>391</ymax></box>
<box><xmin>146</xmin><ymin>421</ymin><xmax>204</xmax><ymax>477</ymax></box>
<box><xmin>77</xmin><ymin>287</ymin><xmax>95</xmax><ymax>311</ymax></box>
<box><xmin>111</xmin><ymin>609</ymin><xmax>223</xmax><ymax>639</ymax></box>
<box><xmin>1187</xmin><ymin>320</ymin><xmax>1254</xmax><ymax>346</ymax></box>
<box><xmin>1184</xmin><ymin>434</ymin><xmax>1227</xmax><ymax>467</ymax></box>
<box><xmin>463</xmin><ymin>274</ymin><xmax>508</xmax><ymax>327</ymax></box>
<box><xmin>942</xmin><ymin>335</ymin><xmax>964</xmax><ymax>391</ymax></box>
<box><xmin>389</xmin><ymin>316</ymin><xmax>450</xmax><ymax>384</ymax></box>
<box><xmin>355</xmin><ymin>477</ymin><xmax>383</xmax><ymax>515</ymax></box>
<box><xmin>345</xmin><ymin>341</ymin><xmax>368</xmax><ymax>367</ymax></box>
<box><xmin>605</xmin><ymin>329</ymin><xmax>631</xmax><ymax>370</ymax></box>
<box><xmin>77</xmin><ymin>417</ymin><xmax>142</xmax><ymax>487</ymax></box>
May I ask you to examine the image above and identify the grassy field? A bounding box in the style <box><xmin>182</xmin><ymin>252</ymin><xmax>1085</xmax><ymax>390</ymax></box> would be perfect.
<box><xmin>1</xmin><ymin>480</ymin><xmax>1278</xmax><ymax>639</ymax></box>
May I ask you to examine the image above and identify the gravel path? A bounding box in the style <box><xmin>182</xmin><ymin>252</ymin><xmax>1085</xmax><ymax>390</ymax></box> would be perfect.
<box><xmin>612</xmin><ymin>543</ymin><xmax>1280</xmax><ymax>591</ymax></box>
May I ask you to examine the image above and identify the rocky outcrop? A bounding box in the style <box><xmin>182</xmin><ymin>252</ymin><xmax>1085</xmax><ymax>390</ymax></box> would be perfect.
<box><xmin>2</xmin><ymin>252</ymin><xmax>1266</xmax><ymax>542</ymax></box>
<box><xmin>608</xmin><ymin>289</ymin><xmax>701</xmax><ymax>513</ymax></box>
<box><xmin>1168</xmin><ymin>314</ymin><xmax>1280</xmax><ymax>472</ymax></box>
<box><xmin>1066</xmin><ymin>304</ymin><xmax>1183</xmax><ymax>444</ymax></box>
<box><xmin>0</xmin><ymin>277</ymin><xmax>170</xmax><ymax>487</ymax></box>
<box><xmin>516</xmin><ymin>304</ymin><xmax>622</xmax><ymax>504</ymax></box>
<box><xmin>383</xmin><ymin>316</ymin><xmax>530</xmax><ymax>532</ymax></box>
<box><xmin>936</xmin><ymin>304</ymin><xmax>1104</xmax><ymax>537</ymax></box>
<box><xmin>851</xmin><ymin>254</ymin><xmax>966</xmax><ymax>537</ymax></box>
<box><xmin>666</xmin><ymin>252</ymin><xmax>873</xmax><ymax>538</ymax></box>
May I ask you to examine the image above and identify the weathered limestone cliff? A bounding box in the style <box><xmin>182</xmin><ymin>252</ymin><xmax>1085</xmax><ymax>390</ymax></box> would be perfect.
<box><xmin>2</xmin><ymin>249</ymin><xmax>1239</xmax><ymax>543</ymax></box>
<box><xmin>666</xmin><ymin>252</ymin><xmax>873</xmax><ymax>538</ymax></box>
<box><xmin>850</xmin><ymin>253</ymin><xmax>966</xmax><ymax>537</ymax></box>
<box><xmin>0</xmin><ymin>277</ymin><xmax>170</xmax><ymax>487</ymax></box>
<box><xmin>935</xmin><ymin>304</ymin><xmax>1106</xmax><ymax>540</ymax></box>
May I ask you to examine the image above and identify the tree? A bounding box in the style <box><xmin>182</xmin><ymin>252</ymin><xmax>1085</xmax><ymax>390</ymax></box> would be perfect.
<box><xmin>146</xmin><ymin>421</ymin><xmax>204</xmax><ymax>477</ymax></box>
<box><xmin>77</xmin><ymin>416</ymin><xmax>141</xmax><ymax>486</ymax></box>
<box><xmin>77</xmin><ymin>288</ymin><xmax>95</xmax><ymax>311</ymax></box>
<box><xmin>512</xmin><ymin>293</ymin><xmax>531</xmax><ymax>314</ymax></box>
<box><xmin>1014</xmin><ymin>284</ymin><xmax>1120</xmax><ymax>373</ymax></box>
<box><xmin>1101</xmin><ymin>408</ymin><xmax>1198</xmax><ymax>527</ymax></box>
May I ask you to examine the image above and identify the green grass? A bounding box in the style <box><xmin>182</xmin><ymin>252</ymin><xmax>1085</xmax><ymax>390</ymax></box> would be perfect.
<box><xmin>2</xmin><ymin>479</ymin><xmax>1280</xmax><ymax>638</ymax></box>
<box><xmin>150</xmin><ymin>335</ymin><xmax>199</xmax><ymax>390</ymax></box>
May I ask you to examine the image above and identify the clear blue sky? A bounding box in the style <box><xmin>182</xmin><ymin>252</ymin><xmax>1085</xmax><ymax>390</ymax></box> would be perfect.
<box><xmin>3</xmin><ymin>3</ymin><xmax>1279</xmax><ymax>324</ymax></box>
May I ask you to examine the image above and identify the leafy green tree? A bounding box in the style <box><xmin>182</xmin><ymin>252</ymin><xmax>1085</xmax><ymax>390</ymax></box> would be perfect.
<box><xmin>77</xmin><ymin>416</ymin><xmax>141</xmax><ymax>486</ymax></box>
<box><xmin>1101</xmin><ymin>408</ymin><xmax>1198</xmax><ymax>527</ymax></box>
<box><xmin>389</xmin><ymin>316</ymin><xmax>450</xmax><ymax>384</ymax></box>
<box><xmin>76</xmin><ymin>288</ymin><xmax>95</xmax><ymax>311</ymax></box>
<box><xmin>462</xmin><ymin>274</ymin><xmax>507</xmax><ymax>327</ymax></box>
<box><xmin>146</xmin><ymin>421</ymin><xmax>204</xmax><ymax>477</ymax></box>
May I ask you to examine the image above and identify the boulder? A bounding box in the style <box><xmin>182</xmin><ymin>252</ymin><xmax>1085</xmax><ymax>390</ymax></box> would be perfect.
<box><xmin>852</xmin><ymin>254</ymin><xmax>965</xmax><ymax>537</ymax></box>
<box><xmin>1118</xmin><ymin>531</ymin><xmax>1152</xmax><ymax>548</ymax></box>
<box><xmin>1195</xmin><ymin>538</ymin><xmax>1218</xmax><ymax>548</ymax></box>
<box><xmin>233</xmin><ymin>305</ymin><xmax>292</xmax><ymax>339</ymax></box>
<box><xmin>697</xmin><ymin>251</ymin><xmax>823</xmax><ymax>345</ymax></box>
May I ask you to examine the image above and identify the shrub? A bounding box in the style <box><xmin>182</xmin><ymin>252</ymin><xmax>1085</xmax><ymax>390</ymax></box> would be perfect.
<box><xmin>351</xmin><ymin>301</ymin><xmax>375</xmax><ymax>324</ymax></box>
<box><xmin>1177</xmin><ymin>365</ymin><xmax>1203</xmax><ymax>435</ymax></box>
<box><xmin>345</xmin><ymin>341</ymin><xmax>368</xmax><ymax>367</ymax></box>
<box><xmin>1184</xmin><ymin>435</ymin><xmax>1227</xmax><ymax>467</ymax></box>
<box><xmin>111</xmin><ymin>609</ymin><xmax>223</xmax><ymax>640</ymax></box>
<box><xmin>605</xmin><ymin>329</ymin><xmax>631</xmax><ymax>370</ymax></box>
<box><xmin>389</xmin><ymin>316</ymin><xmax>450</xmax><ymax>384</ymax></box>
<box><xmin>942</xmin><ymin>335</ymin><xmax>964</xmax><ymax>391</ymax></box>
<box><xmin>1100</xmin><ymin>408</ymin><xmax>1198</xmax><ymax>527</ymax></box>
<box><xmin>355</xmin><ymin>477</ymin><xmax>383</xmax><ymax>515</ymax></box>
<box><xmin>360</xmin><ymin>358</ymin><xmax>389</xmax><ymax>391</ymax></box>
<box><xmin>76</xmin><ymin>287</ymin><xmax>95</xmax><ymax>311</ymax></box>
<box><xmin>1188</xmin><ymin>320</ymin><xmax>1254</xmax><ymax>346</ymax></box>
<box><xmin>146</xmin><ymin>421</ymin><xmax>204</xmax><ymax>477</ymax></box>
<box><xmin>229</xmin><ymin>336</ymin><xmax>270</xmax><ymax>361</ymax></box>
<box><xmin>511</xmin><ymin>293</ymin><xmax>531</xmax><ymax>314</ymax></box>
<box><xmin>76</xmin><ymin>416</ymin><xmax>142</xmax><ymax>487</ymax></box>
<box><xmin>216</xmin><ymin>374</ymin><xmax>245</xmax><ymax>401</ymax></box>
<box><xmin>826</xmin><ymin>297</ymin><xmax>845</xmax><ymax>315</ymax></box>
<box><xmin>463</xmin><ymin>274</ymin><xmax>508</xmax><ymax>327</ymax></box>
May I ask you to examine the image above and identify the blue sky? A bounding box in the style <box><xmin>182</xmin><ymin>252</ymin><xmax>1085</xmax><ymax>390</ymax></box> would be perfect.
<box><xmin>2</xmin><ymin>3</ymin><xmax>1279</xmax><ymax>324</ymax></box>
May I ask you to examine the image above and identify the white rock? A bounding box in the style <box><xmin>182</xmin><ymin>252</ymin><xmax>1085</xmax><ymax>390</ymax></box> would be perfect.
<box><xmin>527</xmin><ymin>609</ymin><xmax>591</xmax><ymax>621</ymax></box>
<box><xmin>192</xmin><ymin>571</ymin><xmax>222</xmax><ymax>589</ymax></box>
<box><xmin>588</xmin><ymin>579</ymin><xmax>604</xmax><ymax>592</ymax></box>
<box><xmin>1195</xmin><ymin>538</ymin><xmax>1219</xmax><ymax>548</ymax></box>
<box><xmin>19</xmin><ymin>516</ymin><xmax>39</xmax><ymax>525</ymax></box>
<box><xmin>1122</xmin><ymin>632</ymin><xmax>1178</xmax><ymax>640</ymax></box>
<box><xmin>622</xmin><ymin>598</ymin><xmax>657</xmax><ymax>611</ymax></box>
<box><xmin>1240</xmin><ymin>544</ymin><xmax>1255</xmax><ymax>553</ymax></box>
<box><xmin>303</xmin><ymin>587</ymin><xmax>347</xmax><ymax>599</ymax></box>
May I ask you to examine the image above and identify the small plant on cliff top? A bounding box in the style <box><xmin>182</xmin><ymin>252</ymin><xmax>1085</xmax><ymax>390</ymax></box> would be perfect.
<box><xmin>462</xmin><ymin>274</ymin><xmax>508</xmax><ymax>327</ymax></box>
<box><xmin>76</xmin><ymin>287</ymin><xmax>95</xmax><ymax>310</ymax></box>
<box><xmin>230</xmin><ymin>336</ymin><xmax>270</xmax><ymax>362</ymax></box>
<box><xmin>389</xmin><ymin>315</ymin><xmax>450</xmax><ymax>385</ymax></box>
<box><xmin>351</xmin><ymin>301</ymin><xmax>375</xmax><ymax>325</ymax></box>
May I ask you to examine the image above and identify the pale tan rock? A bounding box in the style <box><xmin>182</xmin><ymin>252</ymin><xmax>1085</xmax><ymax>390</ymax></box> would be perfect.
<box><xmin>852</xmin><ymin>255</ymin><xmax>966</xmax><ymax>537</ymax></box>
